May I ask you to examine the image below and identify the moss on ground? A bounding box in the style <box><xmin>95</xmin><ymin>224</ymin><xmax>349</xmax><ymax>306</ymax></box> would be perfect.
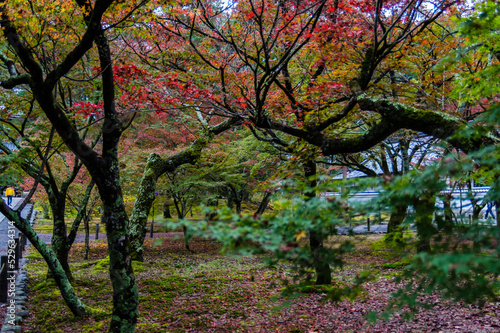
<box><xmin>24</xmin><ymin>234</ymin><xmax>480</xmax><ymax>332</ymax></box>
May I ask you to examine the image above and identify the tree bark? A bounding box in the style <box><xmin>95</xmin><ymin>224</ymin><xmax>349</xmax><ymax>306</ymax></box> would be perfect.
<box><xmin>255</xmin><ymin>191</ymin><xmax>272</xmax><ymax>216</ymax></box>
<box><xmin>0</xmin><ymin>201</ymin><xmax>89</xmax><ymax>316</ymax></box>
<box><xmin>385</xmin><ymin>204</ymin><xmax>407</xmax><ymax>243</ymax></box>
<box><xmin>163</xmin><ymin>201</ymin><xmax>172</xmax><ymax>219</ymax></box>
<box><xmin>414</xmin><ymin>194</ymin><xmax>437</xmax><ymax>253</ymax></box>
<box><xmin>304</xmin><ymin>160</ymin><xmax>332</xmax><ymax>285</ymax></box>
<box><xmin>100</xmin><ymin>194</ymin><xmax>138</xmax><ymax>332</ymax></box>
<box><xmin>46</xmin><ymin>180</ymin><xmax>94</xmax><ymax>281</ymax></box>
<box><xmin>174</xmin><ymin>196</ymin><xmax>192</xmax><ymax>251</ymax></box>
<box><xmin>49</xmin><ymin>200</ymin><xmax>73</xmax><ymax>281</ymax></box>
<box><xmin>387</xmin><ymin>205</ymin><xmax>407</xmax><ymax>233</ymax></box>
<box><xmin>438</xmin><ymin>193</ymin><xmax>455</xmax><ymax>232</ymax></box>
<box><xmin>84</xmin><ymin>210</ymin><xmax>90</xmax><ymax>260</ymax></box>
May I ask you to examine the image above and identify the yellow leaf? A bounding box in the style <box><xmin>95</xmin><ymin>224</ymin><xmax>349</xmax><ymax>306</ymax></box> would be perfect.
<box><xmin>295</xmin><ymin>230</ymin><xmax>307</xmax><ymax>242</ymax></box>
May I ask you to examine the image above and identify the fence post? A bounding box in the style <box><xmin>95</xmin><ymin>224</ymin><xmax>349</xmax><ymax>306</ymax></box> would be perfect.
<box><xmin>367</xmin><ymin>217</ymin><xmax>371</xmax><ymax>232</ymax></box>
<box><xmin>95</xmin><ymin>223</ymin><xmax>99</xmax><ymax>240</ymax></box>
<box><xmin>0</xmin><ymin>256</ymin><xmax>7</xmax><ymax>303</ymax></box>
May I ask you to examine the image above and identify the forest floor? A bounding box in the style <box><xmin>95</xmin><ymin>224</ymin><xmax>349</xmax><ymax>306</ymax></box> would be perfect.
<box><xmin>16</xmin><ymin>234</ymin><xmax>500</xmax><ymax>332</ymax></box>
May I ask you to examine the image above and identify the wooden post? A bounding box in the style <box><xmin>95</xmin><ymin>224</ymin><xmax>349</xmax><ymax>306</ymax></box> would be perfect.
<box><xmin>0</xmin><ymin>256</ymin><xmax>7</xmax><ymax>303</ymax></box>
<box><xmin>367</xmin><ymin>217</ymin><xmax>371</xmax><ymax>232</ymax></box>
<box><xmin>95</xmin><ymin>223</ymin><xmax>99</xmax><ymax>240</ymax></box>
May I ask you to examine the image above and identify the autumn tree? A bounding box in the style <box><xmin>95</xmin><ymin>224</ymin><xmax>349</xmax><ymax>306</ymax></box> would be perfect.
<box><xmin>0</xmin><ymin>1</ymin><xmax>143</xmax><ymax>330</ymax></box>
<box><xmin>0</xmin><ymin>119</ymin><xmax>97</xmax><ymax>281</ymax></box>
<box><xmin>137</xmin><ymin>0</ymin><xmax>487</xmax><ymax>284</ymax></box>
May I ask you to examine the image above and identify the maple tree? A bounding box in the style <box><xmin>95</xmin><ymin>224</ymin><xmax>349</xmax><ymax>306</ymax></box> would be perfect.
<box><xmin>0</xmin><ymin>1</ymin><xmax>498</xmax><ymax>331</ymax></box>
<box><xmin>139</xmin><ymin>0</ymin><xmax>478</xmax><ymax>284</ymax></box>
<box><xmin>127</xmin><ymin>115</ymin><xmax>239</xmax><ymax>261</ymax></box>
<box><xmin>0</xmin><ymin>0</ymin><xmax>144</xmax><ymax>329</ymax></box>
<box><xmin>0</xmin><ymin>92</ymin><xmax>95</xmax><ymax>313</ymax></box>
<box><xmin>0</xmin><ymin>3</ymin><xmax>235</xmax><ymax>328</ymax></box>
<box><xmin>0</xmin><ymin>116</ymin><xmax>98</xmax><ymax>281</ymax></box>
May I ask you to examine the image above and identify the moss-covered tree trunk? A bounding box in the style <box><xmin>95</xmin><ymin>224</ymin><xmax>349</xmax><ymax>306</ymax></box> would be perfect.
<box><xmin>48</xmin><ymin>180</ymin><xmax>96</xmax><ymax>280</ymax></box>
<box><xmin>129</xmin><ymin>121</ymin><xmax>238</xmax><ymax>261</ymax></box>
<box><xmin>304</xmin><ymin>160</ymin><xmax>332</xmax><ymax>285</ymax></box>
<box><xmin>93</xmin><ymin>28</ymin><xmax>139</xmax><ymax>332</ymax></box>
<box><xmin>163</xmin><ymin>201</ymin><xmax>172</xmax><ymax>219</ymax></box>
<box><xmin>0</xmin><ymin>202</ymin><xmax>89</xmax><ymax>316</ymax></box>
<box><xmin>100</xmin><ymin>189</ymin><xmax>138</xmax><ymax>332</ymax></box>
<box><xmin>414</xmin><ymin>194</ymin><xmax>437</xmax><ymax>253</ymax></box>
<box><xmin>385</xmin><ymin>204</ymin><xmax>407</xmax><ymax>242</ymax></box>
<box><xmin>129</xmin><ymin>144</ymin><xmax>209</xmax><ymax>261</ymax></box>
<box><xmin>255</xmin><ymin>191</ymin><xmax>272</xmax><ymax>216</ymax></box>
<box><xmin>84</xmin><ymin>210</ymin><xmax>90</xmax><ymax>260</ymax></box>
<box><xmin>387</xmin><ymin>205</ymin><xmax>407</xmax><ymax>233</ymax></box>
<box><xmin>50</xmin><ymin>205</ymin><xmax>73</xmax><ymax>281</ymax></box>
<box><xmin>129</xmin><ymin>154</ymin><xmax>163</xmax><ymax>262</ymax></box>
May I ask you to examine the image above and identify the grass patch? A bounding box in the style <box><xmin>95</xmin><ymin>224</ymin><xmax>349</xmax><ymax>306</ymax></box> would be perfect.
<box><xmin>379</xmin><ymin>261</ymin><xmax>410</xmax><ymax>269</ymax></box>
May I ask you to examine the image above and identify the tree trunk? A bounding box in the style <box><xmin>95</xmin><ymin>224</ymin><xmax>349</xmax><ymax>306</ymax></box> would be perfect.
<box><xmin>48</xmin><ymin>181</ymin><xmax>95</xmax><ymax>279</ymax></box>
<box><xmin>385</xmin><ymin>204</ymin><xmax>407</xmax><ymax>243</ymax></box>
<box><xmin>228</xmin><ymin>187</ymin><xmax>245</xmax><ymax>214</ymax></box>
<box><xmin>182</xmin><ymin>225</ymin><xmax>191</xmax><ymax>252</ymax></box>
<box><xmin>129</xmin><ymin>154</ymin><xmax>163</xmax><ymax>262</ymax></box>
<box><xmin>0</xmin><ymin>202</ymin><xmax>89</xmax><ymax>316</ymax></box>
<box><xmin>205</xmin><ymin>198</ymin><xmax>219</xmax><ymax>220</ymax></box>
<box><xmin>84</xmin><ymin>210</ymin><xmax>90</xmax><ymax>260</ymax></box>
<box><xmin>443</xmin><ymin>193</ymin><xmax>454</xmax><ymax>230</ymax></box>
<box><xmin>255</xmin><ymin>191</ymin><xmax>272</xmax><ymax>216</ymax></box>
<box><xmin>309</xmin><ymin>230</ymin><xmax>332</xmax><ymax>285</ymax></box>
<box><xmin>93</xmin><ymin>29</ymin><xmax>139</xmax><ymax>332</ymax></box>
<box><xmin>304</xmin><ymin>160</ymin><xmax>332</xmax><ymax>285</ymax></box>
<box><xmin>227</xmin><ymin>192</ymin><xmax>235</xmax><ymax>210</ymax></box>
<box><xmin>174</xmin><ymin>198</ymin><xmax>192</xmax><ymax>251</ymax></box>
<box><xmin>235</xmin><ymin>199</ymin><xmax>242</xmax><ymax>214</ymax></box>
<box><xmin>414</xmin><ymin>194</ymin><xmax>436</xmax><ymax>253</ymax></box>
<box><xmin>50</xmin><ymin>213</ymin><xmax>73</xmax><ymax>281</ymax></box>
<box><xmin>100</xmin><ymin>193</ymin><xmax>138</xmax><ymax>332</ymax></box>
<box><xmin>163</xmin><ymin>201</ymin><xmax>172</xmax><ymax>219</ymax></box>
<box><xmin>46</xmin><ymin>191</ymin><xmax>74</xmax><ymax>282</ymax></box>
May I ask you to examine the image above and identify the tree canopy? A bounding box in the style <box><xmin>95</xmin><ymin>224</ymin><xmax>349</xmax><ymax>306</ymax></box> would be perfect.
<box><xmin>0</xmin><ymin>0</ymin><xmax>499</xmax><ymax>332</ymax></box>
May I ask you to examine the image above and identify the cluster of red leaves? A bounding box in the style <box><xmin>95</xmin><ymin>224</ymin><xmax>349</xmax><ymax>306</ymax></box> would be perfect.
<box><xmin>84</xmin><ymin>64</ymin><xmax>216</xmax><ymax>116</ymax></box>
<box><xmin>113</xmin><ymin>64</ymin><xmax>214</xmax><ymax>114</ymax></box>
<box><xmin>70</xmin><ymin>101</ymin><xmax>103</xmax><ymax>118</ymax></box>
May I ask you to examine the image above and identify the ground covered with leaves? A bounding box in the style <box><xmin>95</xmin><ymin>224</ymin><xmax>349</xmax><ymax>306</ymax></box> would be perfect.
<box><xmin>18</xmin><ymin>234</ymin><xmax>500</xmax><ymax>332</ymax></box>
